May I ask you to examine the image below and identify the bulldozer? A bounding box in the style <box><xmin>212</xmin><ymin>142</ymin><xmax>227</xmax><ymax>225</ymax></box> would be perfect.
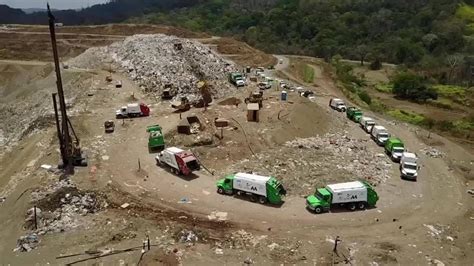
<box><xmin>171</xmin><ymin>96</ymin><xmax>191</xmax><ymax>112</ymax></box>
<box><xmin>244</xmin><ymin>90</ymin><xmax>263</xmax><ymax>108</ymax></box>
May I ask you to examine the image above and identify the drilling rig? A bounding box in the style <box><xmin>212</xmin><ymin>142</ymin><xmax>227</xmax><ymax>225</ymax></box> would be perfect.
<box><xmin>48</xmin><ymin>5</ymin><xmax>87</xmax><ymax>173</ymax></box>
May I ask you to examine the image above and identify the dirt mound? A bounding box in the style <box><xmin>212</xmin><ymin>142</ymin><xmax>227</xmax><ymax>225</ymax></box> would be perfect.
<box><xmin>218</xmin><ymin>97</ymin><xmax>241</xmax><ymax>106</ymax></box>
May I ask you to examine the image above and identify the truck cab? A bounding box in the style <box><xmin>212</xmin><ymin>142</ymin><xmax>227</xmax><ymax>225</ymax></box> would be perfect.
<box><xmin>371</xmin><ymin>125</ymin><xmax>390</xmax><ymax>146</ymax></box>
<box><xmin>346</xmin><ymin>107</ymin><xmax>363</xmax><ymax>122</ymax></box>
<box><xmin>385</xmin><ymin>137</ymin><xmax>405</xmax><ymax>162</ymax></box>
<box><xmin>306</xmin><ymin>188</ymin><xmax>331</xmax><ymax>213</ymax></box>
<box><xmin>400</xmin><ymin>152</ymin><xmax>419</xmax><ymax>180</ymax></box>
<box><xmin>329</xmin><ymin>98</ymin><xmax>347</xmax><ymax>112</ymax></box>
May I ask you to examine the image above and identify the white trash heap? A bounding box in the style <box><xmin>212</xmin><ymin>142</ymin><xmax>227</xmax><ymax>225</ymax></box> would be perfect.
<box><xmin>227</xmin><ymin>132</ymin><xmax>393</xmax><ymax>195</ymax></box>
<box><xmin>69</xmin><ymin>34</ymin><xmax>236</xmax><ymax>101</ymax></box>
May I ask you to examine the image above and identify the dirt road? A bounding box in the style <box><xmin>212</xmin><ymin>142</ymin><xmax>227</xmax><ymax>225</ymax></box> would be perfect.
<box><xmin>86</xmin><ymin>55</ymin><xmax>472</xmax><ymax>264</ymax></box>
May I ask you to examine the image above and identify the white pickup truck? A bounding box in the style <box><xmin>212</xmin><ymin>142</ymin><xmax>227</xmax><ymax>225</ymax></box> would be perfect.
<box><xmin>329</xmin><ymin>98</ymin><xmax>347</xmax><ymax>112</ymax></box>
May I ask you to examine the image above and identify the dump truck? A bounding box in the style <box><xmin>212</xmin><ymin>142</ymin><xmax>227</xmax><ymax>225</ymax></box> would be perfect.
<box><xmin>400</xmin><ymin>152</ymin><xmax>419</xmax><ymax>180</ymax></box>
<box><xmin>155</xmin><ymin>147</ymin><xmax>200</xmax><ymax>176</ymax></box>
<box><xmin>116</xmin><ymin>103</ymin><xmax>150</xmax><ymax>118</ymax></box>
<box><xmin>147</xmin><ymin>125</ymin><xmax>165</xmax><ymax>152</ymax></box>
<box><xmin>229</xmin><ymin>72</ymin><xmax>245</xmax><ymax>87</ymax></box>
<box><xmin>216</xmin><ymin>173</ymin><xmax>286</xmax><ymax>204</ymax></box>
<box><xmin>104</xmin><ymin>120</ymin><xmax>115</xmax><ymax>133</ymax></box>
<box><xmin>306</xmin><ymin>181</ymin><xmax>379</xmax><ymax>214</ymax></box>
<box><xmin>370</xmin><ymin>125</ymin><xmax>390</xmax><ymax>146</ymax></box>
<box><xmin>346</xmin><ymin>107</ymin><xmax>363</xmax><ymax>122</ymax></box>
<box><xmin>385</xmin><ymin>137</ymin><xmax>405</xmax><ymax>162</ymax></box>
<box><xmin>329</xmin><ymin>98</ymin><xmax>347</xmax><ymax>112</ymax></box>
<box><xmin>360</xmin><ymin>116</ymin><xmax>375</xmax><ymax>133</ymax></box>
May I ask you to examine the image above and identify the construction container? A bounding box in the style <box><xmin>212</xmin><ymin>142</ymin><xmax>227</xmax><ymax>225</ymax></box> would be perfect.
<box><xmin>281</xmin><ymin>91</ymin><xmax>287</xmax><ymax>101</ymax></box>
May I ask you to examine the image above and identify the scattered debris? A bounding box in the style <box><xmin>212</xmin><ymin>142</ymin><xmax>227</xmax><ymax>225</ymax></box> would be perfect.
<box><xmin>420</xmin><ymin>147</ymin><xmax>444</xmax><ymax>158</ymax></box>
<box><xmin>207</xmin><ymin>211</ymin><xmax>228</xmax><ymax>221</ymax></box>
<box><xmin>14</xmin><ymin>233</ymin><xmax>39</xmax><ymax>252</ymax></box>
<box><xmin>178</xmin><ymin>229</ymin><xmax>198</xmax><ymax>244</ymax></box>
<box><xmin>120</xmin><ymin>203</ymin><xmax>130</xmax><ymax>209</ymax></box>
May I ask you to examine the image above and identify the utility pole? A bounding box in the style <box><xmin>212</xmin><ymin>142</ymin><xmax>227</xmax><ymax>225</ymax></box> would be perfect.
<box><xmin>48</xmin><ymin>4</ymin><xmax>73</xmax><ymax>173</ymax></box>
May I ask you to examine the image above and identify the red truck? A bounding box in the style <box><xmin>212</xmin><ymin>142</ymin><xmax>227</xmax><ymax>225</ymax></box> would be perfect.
<box><xmin>155</xmin><ymin>147</ymin><xmax>200</xmax><ymax>176</ymax></box>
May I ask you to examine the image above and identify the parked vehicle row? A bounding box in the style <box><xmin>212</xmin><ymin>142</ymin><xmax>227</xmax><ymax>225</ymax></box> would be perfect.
<box><xmin>329</xmin><ymin>98</ymin><xmax>420</xmax><ymax>181</ymax></box>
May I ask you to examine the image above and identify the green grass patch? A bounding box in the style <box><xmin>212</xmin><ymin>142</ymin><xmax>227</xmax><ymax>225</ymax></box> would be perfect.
<box><xmin>374</xmin><ymin>83</ymin><xmax>393</xmax><ymax>93</ymax></box>
<box><xmin>386</xmin><ymin>109</ymin><xmax>426</xmax><ymax>125</ymax></box>
<box><xmin>432</xmin><ymin>84</ymin><xmax>466</xmax><ymax>97</ymax></box>
<box><xmin>303</xmin><ymin>64</ymin><xmax>315</xmax><ymax>83</ymax></box>
<box><xmin>453</xmin><ymin>119</ymin><xmax>474</xmax><ymax>131</ymax></box>
<box><xmin>430</xmin><ymin>98</ymin><xmax>454</xmax><ymax>109</ymax></box>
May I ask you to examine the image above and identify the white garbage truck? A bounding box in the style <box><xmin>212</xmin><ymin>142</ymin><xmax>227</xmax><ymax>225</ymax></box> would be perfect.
<box><xmin>400</xmin><ymin>152</ymin><xmax>419</xmax><ymax>181</ymax></box>
<box><xmin>360</xmin><ymin>116</ymin><xmax>376</xmax><ymax>133</ymax></box>
<box><xmin>370</xmin><ymin>125</ymin><xmax>390</xmax><ymax>146</ymax></box>
<box><xmin>216</xmin><ymin>172</ymin><xmax>286</xmax><ymax>204</ymax></box>
<box><xmin>155</xmin><ymin>147</ymin><xmax>200</xmax><ymax>176</ymax></box>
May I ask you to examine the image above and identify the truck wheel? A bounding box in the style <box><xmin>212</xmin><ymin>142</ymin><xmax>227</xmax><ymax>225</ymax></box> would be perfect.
<box><xmin>258</xmin><ymin>196</ymin><xmax>267</xmax><ymax>204</ymax></box>
<box><xmin>249</xmin><ymin>194</ymin><xmax>257</xmax><ymax>202</ymax></box>
<box><xmin>217</xmin><ymin>187</ymin><xmax>224</xmax><ymax>194</ymax></box>
<box><xmin>348</xmin><ymin>203</ymin><xmax>356</xmax><ymax>211</ymax></box>
<box><xmin>314</xmin><ymin>206</ymin><xmax>323</xmax><ymax>214</ymax></box>
<box><xmin>358</xmin><ymin>202</ymin><xmax>366</xmax><ymax>210</ymax></box>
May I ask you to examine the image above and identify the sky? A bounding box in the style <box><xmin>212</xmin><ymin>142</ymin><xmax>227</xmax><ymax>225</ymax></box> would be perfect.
<box><xmin>0</xmin><ymin>0</ymin><xmax>109</xmax><ymax>9</ymax></box>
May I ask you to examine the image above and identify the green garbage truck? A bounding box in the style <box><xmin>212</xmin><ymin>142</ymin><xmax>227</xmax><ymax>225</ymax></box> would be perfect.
<box><xmin>147</xmin><ymin>124</ymin><xmax>165</xmax><ymax>152</ymax></box>
<box><xmin>216</xmin><ymin>172</ymin><xmax>286</xmax><ymax>204</ymax></box>
<box><xmin>385</xmin><ymin>137</ymin><xmax>405</xmax><ymax>162</ymax></box>
<box><xmin>346</xmin><ymin>107</ymin><xmax>363</xmax><ymax>122</ymax></box>
<box><xmin>228</xmin><ymin>72</ymin><xmax>245</xmax><ymax>87</ymax></box>
<box><xmin>306</xmin><ymin>181</ymin><xmax>379</xmax><ymax>214</ymax></box>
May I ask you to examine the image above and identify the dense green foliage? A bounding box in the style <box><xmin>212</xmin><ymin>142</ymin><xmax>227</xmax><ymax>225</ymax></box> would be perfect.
<box><xmin>0</xmin><ymin>1</ymin><xmax>200</xmax><ymax>25</ymax></box>
<box><xmin>392</xmin><ymin>72</ymin><xmax>438</xmax><ymax>102</ymax></box>
<box><xmin>137</xmin><ymin>0</ymin><xmax>473</xmax><ymax>67</ymax></box>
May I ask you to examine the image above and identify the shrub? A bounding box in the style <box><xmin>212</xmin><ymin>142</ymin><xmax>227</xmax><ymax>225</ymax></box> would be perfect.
<box><xmin>392</xmin><ymin>72</ymin><xmax>438</xmax><ymax>102</ymax></box>
<box><xmin>369</xmin><ymin>58</ymin><xmax>382</xmax><ymax>70</ymax></box>
<box><xmin>358</xmin><ymin>90</ymin><xmax>372</xmax><ymax>105</ymax></box>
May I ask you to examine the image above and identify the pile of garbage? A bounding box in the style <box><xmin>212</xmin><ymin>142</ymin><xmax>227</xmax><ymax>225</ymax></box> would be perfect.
<box><xmin>28</xmin><ymin>179</ymin><xmax>105</xmax><ymax>234</ymax></box>
<box><xmin>227</xmin><ymin>133</ymin><xmax>393</xmax><ymax>195</ymax></box>
<box><xmin>14</xmin><ymin>233</ymin><xmax>39</xmax><ymax>252</ymax></box>
<box><xmin>69</xmin><ymin>34</ymin><xmax>237</xmax><ymax>102</ymax></box>
<box><xmin>222</xmin><ymin>230</ymin><xmax>267</xmax><ymax>249</ymax></box>
<box><xmin>420</xmin><ymin>147</ymin><xmax>444</xmax><ymax>158</ymax></box>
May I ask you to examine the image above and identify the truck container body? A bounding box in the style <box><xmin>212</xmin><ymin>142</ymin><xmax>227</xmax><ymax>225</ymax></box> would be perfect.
<box><xmin>156</xmin><ymin>147</ymin><xmax>200</xmax><ymax>176</ymax></box>
<box><xmin>346</xmin><ymin>107</ymin><xmax>363</xmax><ymax>122</ymax></box>
<box><xmin>385</xmin><ymin>137</ymin><xmax>405</xmax><ymax>162</ymax></box>
<box><xmin>370</xmin><ymin>125</ymin><xmax>390</xmax><ymax>145</ymax></box>
<box><xmin>116</xmin><ymin>103</ymin><xmax>150</xmax><ymax>118</ymax></box>
<box><xmin>216</xmin><ymin>173</ymin><xmax>286</xmax><ymax>204</ymax></box>
<box><xmin>147</xmin><ymin>125</ymin><xmax>165</xmax><ymax>151</ymax></box>
<box><xmin>306</xmin><ymin>181</ymin><xmax>378</xmax><ymax>214</ymax></box>
<box><xmin>329</xmin><ymin>98</ymin><xmax>347</xmax><ymax>112</ymax></box>
<box><xmin>400</xmin><ymin>152</ymin><xmax>419</xmax><ymax>180</ymax></box>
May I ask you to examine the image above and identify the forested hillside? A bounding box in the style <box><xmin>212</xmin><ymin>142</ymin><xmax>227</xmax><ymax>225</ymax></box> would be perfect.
<box><xmin>0</xmin><ymin>0</ymin><xmax>200</xmax><ymax>25</ymax></box>
<box><xmin>136</xmin><ymin>0</ymin><xmax>474</xmax><ymax>69</ymax></box>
